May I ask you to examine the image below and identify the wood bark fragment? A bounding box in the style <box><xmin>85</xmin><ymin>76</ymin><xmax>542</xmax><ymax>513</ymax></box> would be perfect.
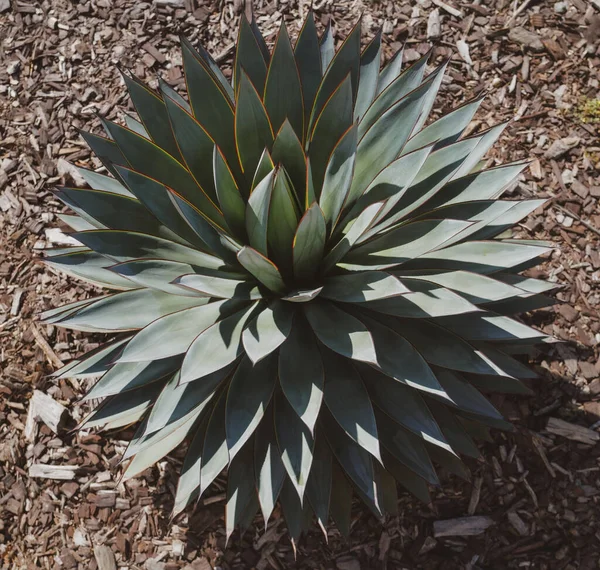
<box><xmin>29</xmin><ymin>464</ymin><xmax>79</xmax><ymax>480</ymax></box>
<box><xmin>24</xmin><ymin>389</ymin><xmax>68</xmax><ymax>441</ymax></box>
<box><xmin>93</xmin><ymin>545</ymin><xmax>117</xmax><ymax>570</ymax></box>
<box><xmin>433</xmin><ymin>516</ymin><xmax>494</xmax><ymax>537</ymax></box>
<box><xmin>546</xmin><ymin>417</ymin><xmax>600</xmax><ymax>445</ymax></box>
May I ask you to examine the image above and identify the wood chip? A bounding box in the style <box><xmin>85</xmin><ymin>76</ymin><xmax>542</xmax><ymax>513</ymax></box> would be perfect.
<box><xmin>29</xmin><ymin>464</ymin><xmax>79</xmax><ymax>480</ymax></box>
<box><xmin>24</xmin><ymin>389</ymin><xmax>68</xmax><ymax>441</ymax></box>
<box><xmin>433</xmin><ymin>516</ymin><xmax>495</xmax><ymax>537</ymax></box>
<box><xmin>30</xmin><ymin>323</ymin><xmax>64</xmax><ymax>368</ymax></box>
<box><xmin>546</xmin><ymin>417</ymin><xmax>600</xmax><ymax>445</ymax></box>
<box><xmin>93</xmin><ymin>545</ymin><xmax>117</xmax><ymax>570</ymax></box>
<box><xmin>431</xmin><ymin>0</ymin><xmax>463</xmax><ymax>17</ymax></box>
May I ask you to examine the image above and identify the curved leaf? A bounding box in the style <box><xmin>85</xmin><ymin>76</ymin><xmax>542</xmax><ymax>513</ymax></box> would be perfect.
<box><xmin>226</xmin><ymin>355</ymin><xmax>277</xmax><ymax>459</ymax></box>
<box><xmin>293</xmin><ymin>202</ymin><xmax>326</xmax><ymax>283</ymax></box>
<box><xmin>237</xmin><ymin>246</ymin><xmax>286</xmax><ymax>294</ymax></box>
<box><xmin>279</xmin><ymin>315</ymin><xmax>324</xmax><ymax>432</ymax></box>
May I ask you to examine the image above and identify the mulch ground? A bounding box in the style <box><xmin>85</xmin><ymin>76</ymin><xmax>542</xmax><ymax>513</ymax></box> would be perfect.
<box><xmin>1</xmin><ymin>0</ymin><xmax>600</xmax><ymax>568</ymax></box>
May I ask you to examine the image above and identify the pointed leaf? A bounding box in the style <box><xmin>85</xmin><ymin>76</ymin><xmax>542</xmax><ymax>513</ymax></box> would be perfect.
<box><xmin>226</xmin><ymin>439</ymin><xmax>257</xmax><ymax>541</ymax></box>
<box><xmin>306</xmin><ymin>433</ymin><xmax>332</xmax><ymax>534</ymax></box>
<box><xmin>246</xmin><ymin>169</ymin><xmax>275</xmax><ymax>254</ymax></box>
<box><xmin>264</xmin><ymin>24</ymin><xmax>304</xmax><ymax>138</ymax></box>
<box><xmin>321</xmin><ymin>271</ymin><xmax>409</xmax><ymax>302</ymax></box>
<box><xmin>200</xmin><ymin>390</ymin><xmax>229</xmax><ymax>495</ymax></box>
<box><xmin>292</xmin><ymin>202</ymin><xmax>326</xmax><ymax>283</ymax></box>
<box><xmin>175</xmin><ymin>273</ymin><xmax>262</xmax><ymax>300</ymax></box>
<box><xmin>235</xmin><ymin>72</ymin><xmax>274</xmax><ymax>178</ymax></box>
<box><xmin>237</xmin><ymin>246</ymin><xmax>286</xmax><ymax>294</ymax></box>
<box><xmin>271</xmin><ymin>120</ymin><xmax>306</xmax><ymax>206</ymax></box>
<box><xmin>354</xmin><ymin>29</ymin><xmax>381</xmax><ymax>121</ymax></box>
<box><xmin>243</xmin><ymin>300</ymin><xmax>294</xmax><ymax>364</ymax></box>
<box><xmin>268</xmin><ymin>169</ymin><xmax>299</xmax><ymax>274</ymax></box>
<box><xmin>322</xmin><ymin>350</ymin><xmax>381</xmax><ymax>462</ymax></box>
<box><xmin>119</xmin><ymin>299</ymin><xmax>246</xmax><ymax>362</ymax></box>
<box><xmin>304</xmin><ymin>301</ymin><xmax>377</xmax><ymax>365</ymax></box>
<box><xmin>234</xmin><ymin>15</ymin><xmax>268</xmax><ymax>93</ymax></box>
<box><xmin>279</xmin><ymin>315</ymin><xmax>324</xmax><ymax>432</ymax></box>
<box><xmin>213</xmin><ymin>146</ymin><xmax>247</xmax><ymax>239</ymax></box>
<box><xmin>225</xmin><ymin>355</ymin><xmax>276</xmax><ymax>459</ymax></box>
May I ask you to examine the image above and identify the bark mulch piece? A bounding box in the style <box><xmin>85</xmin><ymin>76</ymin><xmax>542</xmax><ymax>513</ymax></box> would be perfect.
<box><xmin>1</xmin><ymin>0</ymin><xmax>600</xmax><ymax>568</ymax></box>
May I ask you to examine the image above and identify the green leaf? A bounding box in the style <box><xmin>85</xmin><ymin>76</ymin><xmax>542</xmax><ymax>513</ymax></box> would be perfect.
<box><xmin>412</xmin><ymin>62</ymin><xmax>448</xmax><ymax>134</ymax></box>
<box><xmin>180</xmin><ymin>36</ymin><xmax>234</xmax><ymax>102</ymax></box>
<box><xmin>408</xmin><ymin>241</ymin><xmax>552</xmax><ymax>274</ymax></box>
<box><xmin>225</xmin><ymin>355</ymin><xmax>276</xmax><ymax>459</ymax></box>
<box><xmin>292</xmin><ymin>202</ymin><xmax>326</xmax><ymax>283</ymax></box>
<box><xmin>226</xmin><ymin>438</ymin><xmax>257</xmax><ymax>541</ymax></box>
<box><xmin>251</xmin><ymin>148</ymin><xmax>275</xmax><ymax>193</ymax></box>
<box><xmin>122</xmin><ymin>406</ymin><xmax>202</xmax><ymax>480</ymax></box>
<box><xmin>180</xmin><ymin>303</ymin><xmax>258</xmax><ymax>384</ymax></box>
<box><xmin>281</xmin><ymin>288</ymin><xmax>322</xmax><ymax>304</ymax></box>
<box><xmin>242</xmin><ymin>300</ymin><xmax>294</xmax><ymax>364</ymax></box>
<box><xmin>294</xmin><ymin>12</ymin><xmax>322</xmax><ymax>134</ymax></box>
<box><xmin>254</xmin><ymin>407</ymin><xmax>286</xmax><ymax>525</ymax></box>
<box><xmin>104</xmin><ymin>120</ymin><xmax>226</xmax><ymax>229</ymax></box>
<box><xmin>359</xmin><ymin>314</ymin><xmax>447</xmax><ymax>398</ymax></box>
<box><xmin>279</xmin><ymin>315</ymin><xmax>324</xmax><ymax>432</ymax></box>
<box><xmin>114</xmin><ymin>166</ymin><xmax>206</xmax><ymax>248</ymax></box>
<box><xmin>404</xmin><ymin>98</ymin><xmax>483</xmax><ymax>155</ymax></box>
<box><xmin>354</xmin><ymin>29</ymin><xmax>381</xmax><ymax>121</ymax></box>
<box><xmin>452</xmin><ymin>122</ymin><xmax>509</xmax><ymax>179</ymax></box>
<box><xmin>359</xmin><ymin>50</ymin><xmax>430</xmax><ymax>139</ymax></box>
<box><xmin>271</xmin><ymin>120</ymin><xmax>307</xmax><ymax>207</ymax></box>
<box><xmin>397</xmin><ymin>270</ymin><xmax>526</xmax><ymax>303</ymax></box>
<box><xmin>157</xmin><ymin>77</ymin><xmax>192</xmax><ymax>113</ymax></box>
<box><xmin>237</xmin><ymin>246</ymin><xmax>286</xmax><ymax>294</ymax></box>
<box><xmin>426</xmin><ymin>443</ymin><xmax>469</xmax><ymax>481</ymax></box>
<box><xmin>121</xmin><ymin>73</ymin><xmax>182</xmax><ymax>161</ymax></box>
<box><xmin>335</xmin><ymin>145</ymin><xmax>432</xmax><ymax>234</ymax></box>
<box><xmin>306</xmin><ymin>433</ymin><xmax>332</xmax><ymax>534</ymax></box>
<box><xmin>119</xmin><ymin>299</ymin><xmax>246</xmax><ymax>362</ymax></box>
<box><xmin>388</xmin><ymin>318</ymin><xmax>533</xmax><ymax>379</ymax></box>
<box><xmin>319</xmin><ymin>124</ymin><xmax>357</xmax><ymax>231</ymax></box>
<box><xmin>168</xmin><ymin>192</ymin><xmax>240</xmax><ymax>262</ymax></box>
<box><xmin>77</xmin><ymin>166</ymin><xmax>132</xmax><ymax>197</ymax></box>
<box><xmin>329</xmin><ymin>460</ymin><xmax>353</xmax><ymax>537</ymax></box>
<box><xmin>322</xmin><ymin>350</ymin><xmax>381</xmax><ymax>462</ymax></box>
<box><xmin>437</xmin><ymin>314</ymin><xmax>546</xmax><ymax>343</ymax></box>
<box><xmin>72</xmin><ymin>229</ymin><xmax>225</xmax><ymax>269</ymax></box>
<box><xmin>275</xmin><ymin>391</ymin><xmax>314</xmax><ymax>501</ymax></box>
<box><xmin>322</xmin><ymin>409</ymin><xmax>380</xmax><ymax>514</ymax></box>
<box><xmin>233</xmin><ymin>14</ymin><xmax>268</xmax><ymax>93</ymax></box>
<box><xmin>246</xmin><ymin>169</ymin><xmax>275</xmax><ymax>255</ymax></box>
<box><xmin>144</xmin><ymin>367</ymin><xmax>227</xmax><ymax>436</ymax></box>
<box><xmin>319</xmin><ymin>22</ymin><xmax>335</xmax><ymax>74</ymax></box>
<box><xmin>83</xmin><ymin>355</ymin><xmax>181</xmax><ymax>401</ymax></box>
<box><xmin>79</xmin><ymin>130</ymin><xmax>127</xmax><ymax>177</ymax></box>
<box><xmin>381</xmin><ymin>447</ymin><xmax>431</xmax><ymax>504</ymax></box>
<box><xmin>54</xmin><ymin>337</ymin><xmax>130</xmax><ymax>379</ymax></box>
<box><xmin>310</xmin><ymin>20</ymin><xmax>361</xmax><ymax>134</ymax></box>
<box><xmin>321</xmin><ymin>201</ymin><xmax>384</xmax><ymax>272</ymax></box>
<box><xmin>308</xmin><ymin>75</ymin><xmax>353</xmax><ymax>195</ymax></box>
<box><xmin>377</xmin><ymin>47</ymin><xmax>404</xmax><ymax>95</ymax></box>
<box><xmin>321</xmin><ymin>271</ymin><xmax>409</xmax><ymax>302</ymax></box>
<box><xmin>200</xmin><ymin>390</ymin><xmax>229</xmax><ymax>495</ymax></box>
<box><xmin>348</xmin><ymin>219</ymin><xmax>473</xmax><ymax>266</ymax></box>
<box><xmin>263</xmin><ymin>23</ymin><xmax>304</xmax><ymax>139</ymax></box>
<box><xmin>349</xmin><ymin>78</ymin><xmax>437</xmax><ymax>203</ymax></box>
<box><xmin>83</xmin><ymin>382</ymin><xmax>164</xmax><ymax>430</ymax></box>
<box><xmin>174</xmin><ymin>415</ymin><xmax>209</xmax><ymax>515</ymax></box>
<box><xmin>432</xmin><ymin>367</ymin><xmax>504</xmax><ymax>423</ymax></box>
<box><xmin>362</xmin><ymin>282</ymin><xmax>481</xmax><ymax>318</ymax></box>
<box><xmin>56</xmin><ymin>288</ymin><xmax>209</xmax><ymax>333</ymax></box>
<box><xmin>175</xmin><ymin>273</ymin><xmax>262</xmax><ymax>300</ymax></box>
<box><xmin>268</xmin><ymin>169</ymin><xmax>299</xmax><ymax>275</ymax></box>
<box><xmin>279</xmin><ymin>478</ymin><xmax>311</xmax><ymax>543</ymax></box>
<box><xmin>375</xmin><ymin>461</ymin><xmax>398</xmax><ymax>516</ymax></box>
<box><xmin>181</xmin><ymin>38</ymin><xmax>237</xmax><ymax>173</ymax></box>
<box><xmin>361</xmin><ymin>365</ymin><xmax>452</xmax><ymax>452</ymax></box>
<box><xmin>43</xmin><ymin>250</ymin><xmax>135</xmax><ymax>290</ymax></box>
<box><xmin>303</xmin><ymin>301</ymin><xmax>377</xmax><ymax>365</ymax></box>
<box><xmin>235</xmin><ymin>72</ymin><xmax>274</xmax><ymax>179</ymax></box>
<box><xmin>109</xmin><ymin>259</ymin><xmax>207</xmax><ymax>296</ymax></box>
<box><xmin>376</xmin><ymin>411</ymin><xmax>439</xmax><ymax>485</ymax></box>
<box><xmin>426</xmin><ymin>399</ymin><xmax>480</xmax><ymax>458</ymax></box>
<box><xmin>162</xmin><ymin>92</ymin><xmax>218</xmax><ymax>202</ymax></box>
<box><xmin>213</xmin><ymin>146</ymin><xmax>247</xmax><ymax>240</ymax></box>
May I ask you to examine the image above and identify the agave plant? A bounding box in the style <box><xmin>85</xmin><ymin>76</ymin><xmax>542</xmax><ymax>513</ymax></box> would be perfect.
<box><xmin>43</xmin><ymin>12</ymin><xmax>555</xmax><ymax>540</ymax></box>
